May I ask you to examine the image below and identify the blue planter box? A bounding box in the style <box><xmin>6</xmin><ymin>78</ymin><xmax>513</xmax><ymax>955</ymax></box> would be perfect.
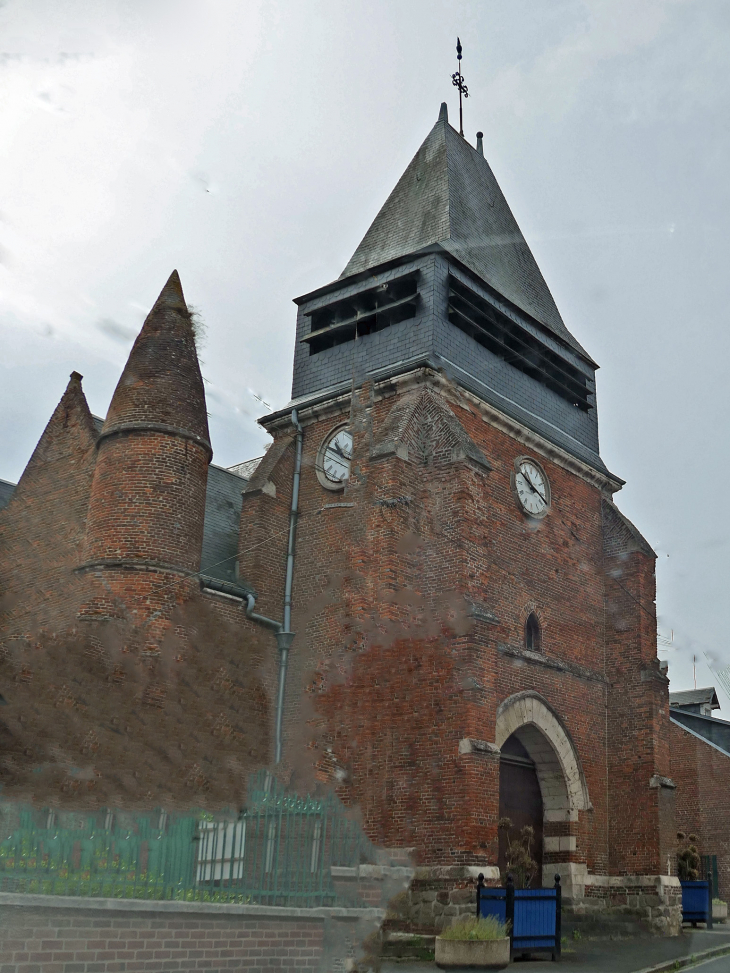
<box><xmin>681</xmin><ymin>879</ymin><xmax>713</xmax><ymax>927</ymax></box>
<box><xmin>477</xmin><ymin>874</ymin><xmax>562</xmax><ymax>961</ymax></box>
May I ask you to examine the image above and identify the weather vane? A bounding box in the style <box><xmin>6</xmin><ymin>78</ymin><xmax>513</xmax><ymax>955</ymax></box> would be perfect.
<box><xmin>451</xmin><ymin>37</ymin><xmax>468</xmax><ymax>137</ymax></box>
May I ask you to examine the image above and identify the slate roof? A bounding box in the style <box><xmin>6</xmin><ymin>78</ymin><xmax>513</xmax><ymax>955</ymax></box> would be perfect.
<box><xmin>227</xmin><ymin>456</ymin><xmax>264</xmax><ymax>480</ymax></box>
<box><xmin>200</xmin><ymin>464</ymin><xmax>248</xmax><ymax>588</ymax></box>
<box><xmin>670</xmin><ymin>688</ymin><xmax>720</xmax><ymax>710</ymax></box>
<box><xmin>670</xmin><ymin>709</ymin><xmax>730</xmax><ymax>757</ymax></box>
<box><xmin>341</xmin><ymin>103</ymin><xmax>592</xmax><ymax>363</ymax></box>
<box><xmin>0</xmin><ymin>479</ymin><xmax>15</xmax><ymax>512</ymax></box>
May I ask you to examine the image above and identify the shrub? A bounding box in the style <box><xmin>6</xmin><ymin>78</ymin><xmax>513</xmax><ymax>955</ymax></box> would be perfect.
<box><xmin>676</xmin><ymin>832</ymin><xmax>701</xmax><ymax>882</ymax></box>
<box><xmin>499</xmin><ymin>816</ymin><xmax>538</xmax><ymax>888</ymax></box>
<box><xmin>439</xmin><ymin>916</ymin><xmax>508</xmax><ymax>941</ymax></box>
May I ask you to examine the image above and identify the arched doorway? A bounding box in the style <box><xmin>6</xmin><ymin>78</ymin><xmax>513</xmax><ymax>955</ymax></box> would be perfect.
<box><xmin>495</xmin><ymin>692</ymin><xmax>590</xmax><ymax>887</ymax></box>
<box><xmin>499</xmin><ymin>734</ymin><xmax>543</xmax><ymax>887</ymax></box>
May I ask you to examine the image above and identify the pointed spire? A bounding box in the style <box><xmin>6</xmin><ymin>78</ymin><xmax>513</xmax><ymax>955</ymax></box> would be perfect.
<box><xmin>439</xmin><ymin>102</ymin><xmax>448</xmax><ymax>123</ymax></box>
<box><xmin>102</xmin><ymin>271</ymin><xmax>211</xmax><ymax>450</ymax></box>
<box><xmin>11</xmin><ymin>370</ymin><xmax>98</xmax><ymax>487</ymax></box>
<box><xmin>151</xmin><ymin>269</ymin><xmax>187</xmax><ymax>314</ymax></box>
<box><xmin>340</xmin><ymin>112</ymin><xmax>592</xmax><ymax>362</ymax></box>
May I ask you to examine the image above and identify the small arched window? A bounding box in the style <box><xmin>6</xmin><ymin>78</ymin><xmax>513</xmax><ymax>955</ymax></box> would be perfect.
<box><xmin>525</xmin><ymin>613</ymin><xmax>541</xmax><ymax>652</ymax></box>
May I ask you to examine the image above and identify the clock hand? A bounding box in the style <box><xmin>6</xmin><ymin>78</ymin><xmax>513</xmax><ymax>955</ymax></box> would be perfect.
<box><xmin>328</xmin><ymin>441</ymin><xmax>350</xmax><ymax>461</ymax></box>
<box><xmin>520</xmin><ymin>470</ymin><xmax>547</xmax><ymax>505</ymax></box>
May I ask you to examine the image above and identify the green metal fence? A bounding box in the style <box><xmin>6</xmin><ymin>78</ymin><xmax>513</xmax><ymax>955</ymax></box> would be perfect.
<box><xmin>0</xmin><ymin>772</ymin><xmax>374</xmax><ymax>906</ymax></box>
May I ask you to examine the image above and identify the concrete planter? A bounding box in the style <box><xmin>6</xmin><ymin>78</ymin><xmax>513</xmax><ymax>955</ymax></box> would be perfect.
<box><xmin>713</xmin><ymin>902</ymin><xmax>728</xmax><ymax>922</ymax></box>
<box><xmin>435</xmin><ymin>935</ymin><xmax>510</xmax><ymax>969</ymax></box>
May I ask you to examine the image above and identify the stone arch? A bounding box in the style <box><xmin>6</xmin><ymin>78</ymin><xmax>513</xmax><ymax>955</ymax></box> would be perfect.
<box><xmin>495</xmin><ymin>691</ymin><xmax>590</xmax><ymax>821</ymax></box>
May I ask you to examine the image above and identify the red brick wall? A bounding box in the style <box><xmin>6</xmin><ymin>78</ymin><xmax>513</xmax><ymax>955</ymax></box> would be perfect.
<box><xmin>604</xmin><ymin>542</ymin><xmax>674</xmax><ymax>876</ymax></box>
<box><xmin>254</xmin><ymin>375</ymin><xmax>669</xmax><ymax>874</ymax></box>
<box><xmin>0</xmin><ymin>373</ymin><xmax>98</xmax><ymax>639</ymax></box>
<box><xmin>84</xmin><ymin>433</ymin><xmax>209</xmax><ymax>575</ymax></box>
<box><xmin>0</xmin><ymin>905</ymin><xmax>323</xmax><ymax>972</ymax></box>
<box><xmin>0</xmin><ymin>359</ymin><xmax>678</xmax><ymax>879</ymax></box>
<box><xmin>670</xmin><ymin>719</ymin><xmax>730</xmax><ymax>899</ymax></box>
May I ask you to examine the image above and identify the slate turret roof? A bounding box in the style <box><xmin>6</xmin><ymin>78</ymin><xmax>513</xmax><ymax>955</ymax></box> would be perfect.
<box><xmin>341</xmin><ymin>103</ymin><xmax>592</xmax><ymax>364</ymax></box>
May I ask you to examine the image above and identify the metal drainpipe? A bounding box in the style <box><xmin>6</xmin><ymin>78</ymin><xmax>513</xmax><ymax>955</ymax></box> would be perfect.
<box><xmin>276</xmin><ymin>409</ymin><xmax>302</xmax><ymax>763</ymax></box>
<box><xmin>243</xmin><ymin>409</ymin><xmax>302</xmax><ymax>765</ymax></box>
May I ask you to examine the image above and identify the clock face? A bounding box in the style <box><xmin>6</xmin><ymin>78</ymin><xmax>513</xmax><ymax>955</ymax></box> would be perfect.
<box><xmin>514</xmin><ymin>459</ymin><xmax>550</xmax><ymax>518</ymax></box>
<box><xmin>322</xmin><ymin>428</ymin><xmax>352</xmax><ymax>484</ymax></box>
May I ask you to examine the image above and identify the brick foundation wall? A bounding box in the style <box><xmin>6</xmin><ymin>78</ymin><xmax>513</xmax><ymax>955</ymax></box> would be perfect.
<box><xmin>0</xmin><ymin>895</ymin><xmax>382</xmax><ymax>973</ymax></box>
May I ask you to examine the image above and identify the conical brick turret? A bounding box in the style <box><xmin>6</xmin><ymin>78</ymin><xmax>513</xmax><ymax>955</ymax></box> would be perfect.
<box><xmin>101</xmin><ymin>270</ymin><xmax>210</xmax><ymax>449</ymax></box>
<box><xmin>81</xmin><ymin>272</ymin><xmax>211</xmax><ymax>630</ymax></box>
<box><xmin>0</xmin><ymin>372</ymin><xmax>99</xmax><ymax>635</ymax></box>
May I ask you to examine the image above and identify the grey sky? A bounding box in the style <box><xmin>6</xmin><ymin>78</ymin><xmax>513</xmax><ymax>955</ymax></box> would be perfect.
<box><xmin>2</xmin><ymin>0</ymin><xmax>729</xmax><ymax>710</ymax></box>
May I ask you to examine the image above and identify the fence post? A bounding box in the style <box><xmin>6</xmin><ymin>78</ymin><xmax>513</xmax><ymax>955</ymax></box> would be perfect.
<box><xmin>554</xmin><ymin>874</ymin><xmax>562</xmax><ymax>960</ymax></box>
<box><xmin>506</xmin><ymin>873</ymin><xmax>515</xmax><ymax>954</ymax></box>
<box><xmin>708</xmin><ymin>872</ymin><xmax>714</xmax><ymax>930</ymax></box>
<box><xmin>476</xmin><ymin>872</ymin><xmax>484</xmax><ymax>918</ymax></box>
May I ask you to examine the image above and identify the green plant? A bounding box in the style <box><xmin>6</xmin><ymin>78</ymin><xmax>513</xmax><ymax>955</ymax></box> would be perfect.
<box><xmin>713</xmin><ymin>898</ymin><xmax>727</xmax><ymax>905</ymax></box>
<box><xmin>439</xmin><ymin>916</ymin><xmax>509</xmax><ymax>941</ymax></box>
<box><xmin>676</xmin><ymin>832</ymin><xmax>701</xmax><ymax>881</ymax></box>
<box><xmin>499</xmin><ymin>817</ymin><xmax>538</xmax><ymax>889</ymax></box>
<box><xmin>572</xmin><ymin>928</ymin><xmax>582</xmax><ymax>941</ymax></box>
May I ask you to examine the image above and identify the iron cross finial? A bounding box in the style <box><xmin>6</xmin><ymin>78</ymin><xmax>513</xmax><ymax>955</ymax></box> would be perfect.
<box><xmin>451</xmin><ymin>37</ymin><xmax>469</xmax><ymax>137</ymax></box>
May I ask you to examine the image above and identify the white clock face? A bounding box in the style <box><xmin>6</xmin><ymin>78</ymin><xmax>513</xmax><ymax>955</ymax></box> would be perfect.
<box><xmin>323</xmin><ymin>428</ymin><xmax>352</xmax><ymax>484</ymax></box>
<box><xmin>515</xmin><ymin>460</ymin><xmax>550</xmax><ymax>517</ymax></box>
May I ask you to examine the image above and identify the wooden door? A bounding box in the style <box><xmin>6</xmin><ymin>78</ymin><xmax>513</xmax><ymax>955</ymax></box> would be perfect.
<box><xmin>498</xmin><ymin>734</ymin><xmax>543</xmax><ymax>888</ymax></box>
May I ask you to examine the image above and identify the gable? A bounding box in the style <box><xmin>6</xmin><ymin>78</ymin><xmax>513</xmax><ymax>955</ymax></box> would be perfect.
<box><xmin>602</xmin><ymin>499</ymin><xmax>655</xmax><ymax>558</ymax></box>
<box><xmin>371</xmin><ymin>385</ymin><xmax>491</xmax><ymax>472</ymax></box>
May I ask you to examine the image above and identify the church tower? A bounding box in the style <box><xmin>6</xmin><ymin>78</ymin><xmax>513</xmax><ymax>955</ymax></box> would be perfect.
<box><xmin>287</xmin><ymin>102</ymin><xmax>614</xmax><ymax>483</ymax></box>
<box><xmin>244</xmin><ymin>103</ymin><xmax>672</xmax><ymax>919</ymax></box>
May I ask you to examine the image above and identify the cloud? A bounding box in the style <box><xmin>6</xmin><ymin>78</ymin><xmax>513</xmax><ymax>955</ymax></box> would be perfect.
<box><xmin>95</xmin><ymin>317</ymin><xmax>137</xmax><ymax>343</ymax></box>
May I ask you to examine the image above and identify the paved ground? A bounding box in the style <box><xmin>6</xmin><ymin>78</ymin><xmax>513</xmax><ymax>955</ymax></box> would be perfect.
<box><xmin>681</xmin><ymin>955</ymin><xmax>730</xmax><ymax>972</ymax></box>
<box><xmin>380</xmin><ymin>927</ymin><xmax>730</xmax><ymax>973</ymax></box>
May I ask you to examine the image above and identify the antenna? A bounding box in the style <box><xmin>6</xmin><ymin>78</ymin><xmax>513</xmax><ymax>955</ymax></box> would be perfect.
<box><xmin>451</xmin><ymin>37</ymin><xmax>469</xmax><ymax>137</ymax></box>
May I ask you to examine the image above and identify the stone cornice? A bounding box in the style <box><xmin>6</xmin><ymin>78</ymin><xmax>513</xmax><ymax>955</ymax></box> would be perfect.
<box><xmin>497</xmin><ymin>643</ymin><xmax>607</xmax><ymax>685</ymax></box>
<box><xmin>75</xmin><ymin>559</ymin><xmax>193</xmax><ymax>577</ymax></box>
<box><xmin>97</xmin><ymin>422</ymin><xmax>213</xmax><ymax>460</ymax></box>
<box><xmin>0</xmin><ymin>891</ymin><xmax>383</xmax><ymax>920</ymax></box>
<box><xmin>262</xmin><ymin>366</ymin><xmax>622</xmax><ymax>496</ymax></box>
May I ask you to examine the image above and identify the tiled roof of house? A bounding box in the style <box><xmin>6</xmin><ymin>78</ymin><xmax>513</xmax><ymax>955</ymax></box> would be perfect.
<box><xmin>0</xmin><ymin>478</ymin><xmax>15</xmax><ymax>512</ymax></box>
<box><xmin>670</xmin><ymin>688</ymin><xmax>720</xmax><ymax>709</ymax></box>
